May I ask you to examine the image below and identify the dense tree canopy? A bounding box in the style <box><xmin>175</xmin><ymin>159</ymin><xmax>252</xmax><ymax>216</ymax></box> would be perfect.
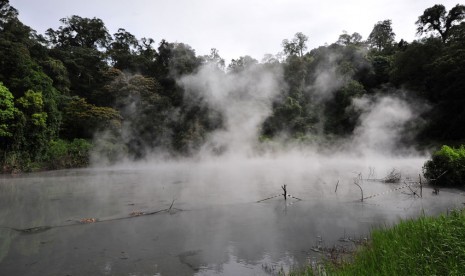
<box><xmin>1</xmin><ymin>1</ymin><xmax>465</xmax><ymax>172</ymax></box>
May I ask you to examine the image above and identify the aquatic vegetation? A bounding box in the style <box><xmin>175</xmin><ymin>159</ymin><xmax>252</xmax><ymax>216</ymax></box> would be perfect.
<box><xmin>423</xmin><ymin>145</ymin><xmax>465</xmax><ymax>187</ymax></box>
<box><xmin>291</xmin><ymin>209</ymin><xmax>465</xmax><ymax>275</ymax></box>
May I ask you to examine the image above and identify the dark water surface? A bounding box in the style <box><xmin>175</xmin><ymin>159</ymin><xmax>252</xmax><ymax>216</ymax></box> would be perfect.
<box><xmin>1</xmin><ymin>158</ymin><xmax>464</xmax><ymax>275</ymax></box>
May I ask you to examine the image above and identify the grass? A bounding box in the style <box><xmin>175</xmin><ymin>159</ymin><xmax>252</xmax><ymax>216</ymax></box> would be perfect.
<box><xmin>288</xmin><ymin>209</ymin><xmax>465</xmax><ymax>276</ymax></box>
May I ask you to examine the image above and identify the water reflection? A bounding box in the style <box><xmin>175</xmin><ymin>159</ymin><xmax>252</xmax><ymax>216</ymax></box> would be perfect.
<box><xmin>0</xmin><ymin>160</ymin><xmax>464</xmax><ymax>275</ymax></box>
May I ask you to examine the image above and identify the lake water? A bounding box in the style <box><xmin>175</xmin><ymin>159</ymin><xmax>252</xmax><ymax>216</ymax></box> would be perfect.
<box><xmin>1</xmin><ymin>155</ymin><xmax>464</xmax><ymax>275</ymax></box>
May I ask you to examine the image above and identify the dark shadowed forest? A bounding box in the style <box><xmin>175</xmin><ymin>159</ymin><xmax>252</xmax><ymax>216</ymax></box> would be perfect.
<box><xmin>1</xmin><ymin>0</ymin><xmax>465</xmax><ymax>178</ymax></box>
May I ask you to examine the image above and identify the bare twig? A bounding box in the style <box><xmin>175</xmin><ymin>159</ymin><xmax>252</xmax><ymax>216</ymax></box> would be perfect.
<box><xmin>367</xmin><ymin>167</ymin><xmax>376</xmax><ymax>180</ymax></box>
<box><xmin>335</xmin><ymin>180</ymin><xmax>340</xmax><ymax>193</ymax></box>
<box><xmin>354</xmin><ymin>179</ymin><xmax>363</xmax><ymax>202</ymax></box>
<box><xmin>168</xmin><ymin>199</ymin><xmax>176</xmax><ymax>211</ymax></box>
<box><xmin>383</xmin><ymin>168</ymin><xmax>401</xmax><ymax>183</ymax></box>
<box><xmin>419</xmin><ymin>174</ymin><xmax>422</xmax><ymax>198</ymax></box>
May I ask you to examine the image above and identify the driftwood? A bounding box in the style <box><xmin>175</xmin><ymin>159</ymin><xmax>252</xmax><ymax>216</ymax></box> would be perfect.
<box><xmin>0</xmin><ymin>201</ymin><xmax>181</xmax><ymax>235</ymax></box>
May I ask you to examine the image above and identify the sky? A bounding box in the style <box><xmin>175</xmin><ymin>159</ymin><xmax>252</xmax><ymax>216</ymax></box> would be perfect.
<box><xmin>9</xmin><ymin>0</ymin><xmax>460</xmax><ymax>63</ymax></box>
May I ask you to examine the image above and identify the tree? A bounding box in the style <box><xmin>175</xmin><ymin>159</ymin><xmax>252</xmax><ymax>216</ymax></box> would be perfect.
<box><xmin>61</xmin><ymin>97</ymin><xmax>122</xmax><ymax>139</ymax></box>
<box><xmin>0</xmin><ymin>0</ymin><xmax>18</xmax><ymax>30</ymax></box>
<box><xmin>170</xmin><ymin>43</ymin><xmax>203</xmax><ymax>75</ymax></box>
<box><xmin>46</xmin><ymin>15</ymin><xmax>111</xmax><ymax>49</ymax></box>
<box><xmin>0</xmin><ymin>82</ymin><xmax>15</xmax><ymax>138</ymax></box>
<box><xmin>228</xmin><ymin>55</ymin><xmax>258</xmax><ymax>73</ymax></box>
<box><xmin>448</xmin><ymin>22</ymin><xmax>465</xmax><ymax>47</ymax></box>
<box><xmin>134</xmin><ymin>37</ymin><xmax>158</xmax><ymax>75</ymax></box>
<box><xmin>337</xmin><ymin>31</ymin><xmax>363</xmax><ymax>46</ymax></box>
<box><xmin>202</xmin><ymin>48</ymin><xmax>225</xmax><ymax>70</ymax></box>
<box><xmin>282</xmin><ymin>32</ymin><xmax>308</xmax><ymax>57</ymax></box>
<box><xmin>102</xmin><ymin>71</ymin><xmax>174</xmax><ymax>157</ymax></box>
<box><xmin>108</xmin><ymin>28</ymin><xmax>139</xmax><ymax>70</ymax></box>
<box><xmin>14</xmin><ymin>90</ymin><xmax>49</xmax><ymax>158</ymax></box>
<box><xmin>324</xmin><ymin>80</ymin><xmax>365</xmax><ymax>135</ymax></box>
<box><xmin>390</xmin><ymin>38</ymin><xmax>443</xmax><ymax>94</ymax></box>
<box><xmin>367</xmin><ymin>20</ymin><xmax>395</xmax><ymax>51</ymax></box>
<box><xmin>46</xmin><ymin>16</ymin><xmax>112</xmax><ymax>103</ymax></box>
<box><xmin>416</xmin><ymin>4</ymin><xmax>465</xmax><ymax>43</ymax></box>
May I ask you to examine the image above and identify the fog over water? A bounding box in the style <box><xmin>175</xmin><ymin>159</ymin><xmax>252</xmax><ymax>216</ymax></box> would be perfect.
<box><xmin>1</xmin><ymin>61</ymin><xmax>463</xmax><ymax>275</ymax></box>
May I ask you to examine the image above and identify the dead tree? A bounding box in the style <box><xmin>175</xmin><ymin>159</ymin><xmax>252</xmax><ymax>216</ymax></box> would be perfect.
<box><xmin>281</xmin><ymin>184</ymin><xmax>287</xmax><ymax>200</ymax></box>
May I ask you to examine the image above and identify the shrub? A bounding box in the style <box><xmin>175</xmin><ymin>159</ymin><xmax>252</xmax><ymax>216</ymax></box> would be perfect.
<box><xmin>423</xmin><ymin>145</ymin><xmax>465</xmax><ymax>187</ymax></box>
<box><xmin>45</xmin><ymin>139</ymin><xmax>91</xmax><ymax>170</ymax></box>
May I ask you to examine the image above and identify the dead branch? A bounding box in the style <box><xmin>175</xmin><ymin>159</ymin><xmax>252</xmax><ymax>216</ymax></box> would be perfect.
<box><xmin>383</xmin><ymin>168</ymin><xmax>401</xmax><ymax>183</ymax></box>
<box><xmin>353</xmin><ymin>179</ymin><xmax>364</xmax><ymax>202</ymax></box>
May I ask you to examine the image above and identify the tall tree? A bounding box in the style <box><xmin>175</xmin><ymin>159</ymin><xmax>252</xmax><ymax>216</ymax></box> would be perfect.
<box><xmin>46</xmin><ymin>15</ymin><xmax>111</xmax><ymax>49</ymax></box>
<box><xmin>367</xmin><ymin>20</ymin><xmax>395</xmax><ymax>51</ymax></box>
<box><xmin>282</xmin><ymin>32</ymin><xmax>308</xmax><ymax>57</ymax></box>
<box><xmin>46</xmin><ymin>16</ymin><xmax>111</xmax><ymax>103</ymax></box>
<box><xmin>416</xmin><ymin>4</ymin><xmax>465</xmax><ymax>43</ymax></box>
<box><xmin>337</xmin><ymin>31</ymin><xmax>363</xmax><ymax>46</ymax></box>
<box><xmin>228</xmin><ymin>55</ymin><xmax>258</xmax><ymax>73</ymax></box>
<box><xmin>202</xmin><ymin>48</ymin><xmax>225</xmax><ymax>69</ymax></box>
<box><xmin>0</xmin><ymin>0</ymin><xmax>18</xmax><ymax>30</ymax></box>
<box><xmin>108</xmin><ymin>28</ymin><xmax>139</xmax><ymax>71</ymax></box>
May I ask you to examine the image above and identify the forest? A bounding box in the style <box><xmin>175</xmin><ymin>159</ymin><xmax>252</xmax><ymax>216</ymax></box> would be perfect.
<box><xmin>1</xmin><ymin>0</ymin><xmax>465</xmax><ymax>175</ymax></box>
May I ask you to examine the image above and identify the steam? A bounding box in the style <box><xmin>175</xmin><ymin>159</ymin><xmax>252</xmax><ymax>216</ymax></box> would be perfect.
<box><xmin>179</xmin><ymin>63</ymin><xmax>284</xmax><ymax>157</ymax></box>
<box><xmin>351</xmin><ymin>95</ymin><xmax>416</xmax><ymax>156</ymax></box>
<box><xmin>90</xmin><ymin>52</ymin><xmax>428</xmax><ymax>199</ymax></box>
<box><xmin>71</xmin><ymin>48</ymin><xmax>435</xmax><ymax>276</ymax></box>
<box><xmin>309</xmin><ymin>52</ymin><xmax>345</xmax><ymax>103</ymax></box>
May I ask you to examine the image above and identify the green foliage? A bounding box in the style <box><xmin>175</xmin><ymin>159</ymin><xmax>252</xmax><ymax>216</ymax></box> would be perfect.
<box><xmin>322</xmin><ymin>210</ymin><xmax>465</xmax><ymax>275</ymax></box>
<box><xmin>416</xmin><ymin>4</ymin><xmax>465</xmax><ymax>43</ymax></box>
<box><xmin>228</xmin><ymin>55</ymin><xmax>258</xmax><ymax>73</ymax></box>
<box><xmin>367</xmin><ymin>19</ymin><xmax>395</xmax><ymax>51</ymax></box>
<box><xmin>390</xmin><ymin>38</ymin><xmax>443</xmax><ymax>93</ymax></box>
<box><xmin>282</xmin><ymin>32</ymin><xmax>308</xmax><ymax>57</ymax></box>
<box><xmin>169</xmin><ymin>43</ymin><xmax>203</xmax><ymax>76</ymax></box>
<box><xmin>337</xmin><ymin>31</ymin><xmax>363</xmax><ymax>46</ymax></box>
<box><xmin>0</xmin><ymin>82</ymin><xmax>15</xmax><ymax>137</ymax></box>
<box><xmin>46</xmin><ymin>15</ymin><xmax>111</xmax><ymax>49</ymax></box>
<box><xmin>13</xmin><ymin>90</ymin><xmax>50</xmax><ymax>159</ymax></box>
<box><xmin>44</xmin><ymin>138</ymin><xmax>92</xmax><ymax>169</ymax></box>
<box><xmin>108</xmin><ymin>28</ymin><xmax>139</xmax><ymax>71</ymax></box>
<box><xmin>0</xmin><ymin>1</ymin><xmax>18</xmax><ymax>30</ymax></box>
<box><xmin>324</xmin><ymin>80</ymin><xmax>366</xmax><ymax>135</ymax></box>
<box><xmin>1</xmin><ymin>151</ymin><xmax>31</xmax><ymax>174</ymax></box>
<box><xmin>369</xmin><ymin>55</ymin><xmax>392</xmax><ymax>84</ymax></box>
<box><xmin>61</xmin><ymin>96</ymin><xmax>121</xmax><ymax>139</ymax></box>
<box><xmin>423</xmin><ymin>145</ymin><xmax>465</xmax><ymax>187</ymax></box>
<box><xmin>2</xmin><ymin>1</ymin><xmax>465</xmax><ymax>171</ymax></box>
